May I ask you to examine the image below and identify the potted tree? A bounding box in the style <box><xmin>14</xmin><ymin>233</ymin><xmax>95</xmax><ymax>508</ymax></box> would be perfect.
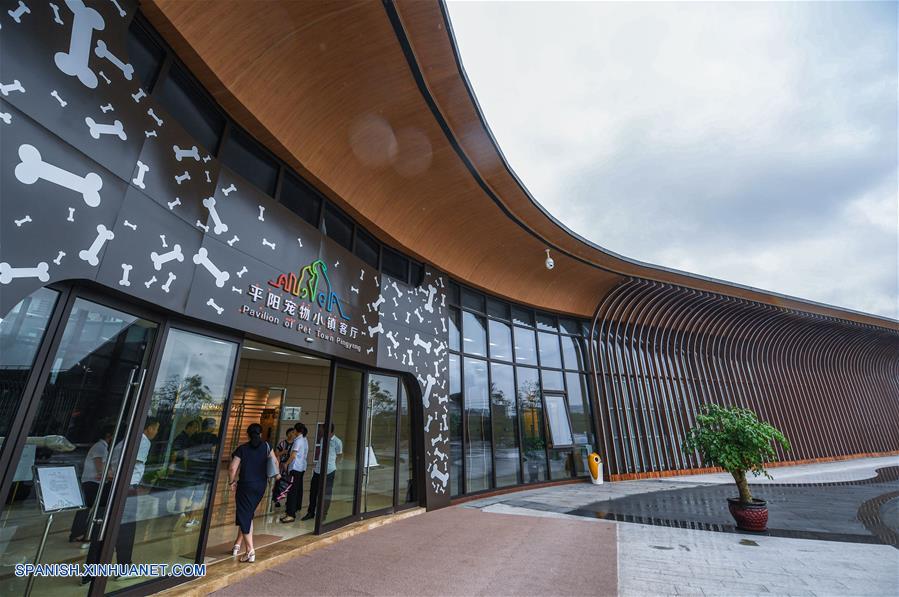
<box><xmin>683</xmin><ymin>404</ymin><xmax>790</xmax><ymax>532</ymax></box>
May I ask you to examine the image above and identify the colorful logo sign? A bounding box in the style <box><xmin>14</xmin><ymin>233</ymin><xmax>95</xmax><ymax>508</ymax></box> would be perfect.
<box><xmin>268</xmin><ymin>258</ymin><xmax>351</xmax><ymax>321</ymax></box>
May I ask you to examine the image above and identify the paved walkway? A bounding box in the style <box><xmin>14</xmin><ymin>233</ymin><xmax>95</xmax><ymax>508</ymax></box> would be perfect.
<box><xmin>208</xmin><ymin>457</ymin><xmax>898</xmax><ymax>596</ymax></box>
<box><xmin>212</xmin><ymin>507</ymin><xmax>618</xmax><ymax>596</ymax></box>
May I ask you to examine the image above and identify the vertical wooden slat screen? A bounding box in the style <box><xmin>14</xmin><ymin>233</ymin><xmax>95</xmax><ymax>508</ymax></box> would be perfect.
<box><xmin>589</xmin><ymin>279</ymin><xmax>899</xmax><ymax>479</ymax></box>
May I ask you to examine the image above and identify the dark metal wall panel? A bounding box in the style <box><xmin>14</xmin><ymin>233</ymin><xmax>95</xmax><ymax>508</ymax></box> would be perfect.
<box><xmin>591</xmin><ymin>280</ymin><xmax>899</xmax><ymax>477</ymax></box>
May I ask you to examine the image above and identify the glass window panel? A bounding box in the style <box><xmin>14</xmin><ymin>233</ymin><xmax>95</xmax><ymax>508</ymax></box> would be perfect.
<box><xmin>127</xmin><ymin>20</ymin><xmax>164</xmax><ymax>91</ymax></box>
<box><xmin>279</xmin><ymin>171</ymin><xmax>322</xmax><ymax>227</ymax></box>
<box><xmin>544</xmin><ymin>394</ymin><xmax>573</xmax><ymax>446</ymax></box>
<box><xmin>464</xmin><ymin>358</ymin><xmax>492</xmax><ymax>492</ymax></box>
<box><xmin>354</xmin><ymin>229</ymin><xmax>380</xmax><ymax>269</ymax></box>
<box><xmin>537</xmin><ymin>331</ymin><xmax>562</xmax><ymax>369</ymax></box>
<box><xmin>541</xmin><ymin>369</ymin><xmax>564</xmax><ymax>392</ymax></box>
<box><xmin>381</xmin><ymin>247</ymin><xmax>409</xmax><ymax>282</ymax></box>
<box><xmin>566</xmin><ymin>373</ymin><xmax>595</xmax><ymax>451</ymax></box>
<box><xmin>513</xmin><ymin>326</ymin><xmax>537</xmax><ymax>365</ymax></box>
<box><xmin>322</xmin><ymin>204</ymin><xmax>354</xmax><ymax>251</ymax></box>
<box><xmin>516</xmin><ymin>367</ymin><xmax>547</xmax><ymax>483</ymax></box>
<box><xmin>486</xmin><ymin>298</ymin><xmax>510</xmax><ymax>320</ymax></box>
<box><xmin>115</xmin><ymin>329</ymin><xmax>236</xmax><ymax>592</ymax></box>
<box><xmin>461</xmin><ymin>289</ymin><xmax>485</xmax><ymax>313</ymax></box>
<box><xmin>487</xmin><ymin>319</ymin><xmax>512</xmax><ymax>362</ymax></box>
<box><xmin>322</xmin><ymin>367</ymin><xmax>363</xmax><ymax>525</ymax></box>
<box><xmin>561</xmin><ymin>335</ymin><xmax>585</xmax><ymax>370</ymax></box>
<box><xmin>0</xmin><ymin>287</ymin><xmax>59</xmax><ymax>452</ymax></box>
<box><xmin>364</xmin><ymin>375</ymin><xmax>397</xmax><ymax>512</ymax></box>
<box><xmin>220</xmin><ymin>127</ymin><xmax>279</xmax><ymax>195</ymax></box>
<box><xmin>448</xmin><ymin>308</ymin><xmax>460</xmax><ymax>353</ymax></box>
<box><xmin>447</xmin><ymin>282</ymin><xmax>460</xmax><ymax>306</ymax></box>
<box><xmin>559</xmin><ymin>318</ymin><xmax>580</xmax><ymax>336</ymax></box>
<box><xmin>448</xmin><ymin>354</ymin><xmax>462</xmax><ymax>497</ymax></box>
<box><xmin>156</xmin><ymin>65</ymin><xmax>224</xmax><ymax>153</ymax></box>
<box><xmin>462</xmin><ymin>312</ymin><xmax>486</xmax><ymax>357</ymax></box>
<box><xmin>490</xmin><ymin>363</ymin><xmax>520</xmax><ymax>487</ymax></box>
<box><xmin>536</xmin><ymin>313</ymin><xmax>558</xmax><ymax>332</ymax></box>
<box><xmin>397</xmin><ymin>382</ymin><xmax>416</xmax><ymax>504</ymax></box>
<box><xmin>409</xmin><ymin>262</ymin><xmax>424</xmax><ymax>286</ymax></box>
<box><xmin>511</xmin><ymin>306</ymin><xmax>533</xmax><ymax>327</ymax></box>
<box><xmin>5</xmin><ymin>299</ymin><xmax>157</xmax><ymax>595</ymax></box>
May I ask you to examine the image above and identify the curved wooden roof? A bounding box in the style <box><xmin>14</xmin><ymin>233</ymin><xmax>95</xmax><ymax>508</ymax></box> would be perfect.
<box><xmin>144</xmin><ymin>0</ymin><xmax>898</xmax><ymax>330</ymax></box>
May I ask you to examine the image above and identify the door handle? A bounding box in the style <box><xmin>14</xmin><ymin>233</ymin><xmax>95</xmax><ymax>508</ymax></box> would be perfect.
<box><xmin>99</xmin><ymin>368</ymin><xmax>147</xmax><ymax>541</ymax></box>
<box><xmin>84</xmin><ymin>367</ymin><xmax>137</xmax><ymax>541</ymax></box>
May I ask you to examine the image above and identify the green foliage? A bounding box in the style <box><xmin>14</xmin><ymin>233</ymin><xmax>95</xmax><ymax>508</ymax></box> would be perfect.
<box><xmin>683</xmin><ymin>404</ymin><xmax>790</xmax><ymax>480</ymax></box>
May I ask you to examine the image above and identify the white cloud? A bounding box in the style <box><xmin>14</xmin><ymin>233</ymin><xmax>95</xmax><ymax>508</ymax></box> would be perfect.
<box><xmin>447</xmin><ymin>0</ymin><xmax>897</xmax><ymax>319</ymax></box>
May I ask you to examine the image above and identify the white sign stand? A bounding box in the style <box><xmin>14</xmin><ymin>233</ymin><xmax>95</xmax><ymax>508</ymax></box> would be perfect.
<box><xmin>26</xmin><ymin>466</ymin><xmax>85</xmax><ymax>597</ymax></box>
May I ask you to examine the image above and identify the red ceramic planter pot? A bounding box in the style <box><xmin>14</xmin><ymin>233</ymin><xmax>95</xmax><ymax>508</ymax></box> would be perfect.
<box><xmin>727</xmin><ymin>497</ymin><xmax>768</xmax><ymax>532</ymax></box>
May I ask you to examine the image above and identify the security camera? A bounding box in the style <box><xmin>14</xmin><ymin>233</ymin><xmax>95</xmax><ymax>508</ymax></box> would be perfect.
<box><xmin>545</xmin><ymin>249</ymin><xmax>554</xmax><ymax>270</ymax></box>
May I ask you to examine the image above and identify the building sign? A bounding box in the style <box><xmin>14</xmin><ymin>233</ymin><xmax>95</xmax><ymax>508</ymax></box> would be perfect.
<box><xmin>240</xmin><ymin>259</ymin><xmax>364</xmax><ymax>355</ymax></box>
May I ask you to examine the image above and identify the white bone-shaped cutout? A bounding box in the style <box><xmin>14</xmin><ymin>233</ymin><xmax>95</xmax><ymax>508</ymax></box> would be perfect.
<box><xmin>206</xmin><ymin>298</ymin><xmax>224</xmax><ymax>315</ymax></box>
<box><xmin>0</xmin><ymin>261</ymin><xmax>50</xmax><ymax>284</ymax></box>
<box><xmin>173</xmin><ymin>145</ymin><xmax>200</xmax><ymax>162</ymax></box>
<box><xmin>202</xmin><ymin>197</ymin><xmax>228</xmax><ymax>234</ymax></box>
<box><xmin>93</xmin><ymin>39</ymin><xmax>133</xmax><ymax>80</ymax></box>
<box><xmin>192</xmin><ymin>248</ymin><xmax>229</xmax><ymax>287</ymax></box>
<box><xmin>78</xmin><ymin>224</ymin><xmax>114</xmax><ymax>266</ymax></box>
<box><xmin>15</xmin><ymin>144</ymin><xmax>102</xmax><ymax>207</ymax></box>
<box><xmin>150</xmin><ymin>244</ymin><xmax>184</xmax><ymax>271</ymax></box>
<box><xmin>54</xmin><ymin>0</ymin><xmax>104</xmax><ymax>89</ymax></box>
<box><xmin>85</xmin><ymin>117</ymin><xmax>126</xmax><ymax>140</ymax></box>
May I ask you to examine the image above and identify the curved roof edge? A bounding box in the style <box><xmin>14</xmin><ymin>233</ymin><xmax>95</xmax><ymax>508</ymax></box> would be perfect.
<box><xmin>144</xmin><ymin>0</ymin><xmax>897</xmax><ymax>331</ymax></box>
<box><xmin>394</xmin><ymin>0</ymin><xmax>898</xmax><ymax>331</ymax></box>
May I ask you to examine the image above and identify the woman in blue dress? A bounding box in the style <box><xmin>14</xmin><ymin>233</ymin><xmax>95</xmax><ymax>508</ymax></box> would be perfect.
<box><xmin>228</xmin><ymin>423</ymin><xmax>280</xmax><ymax>562</ymax></box>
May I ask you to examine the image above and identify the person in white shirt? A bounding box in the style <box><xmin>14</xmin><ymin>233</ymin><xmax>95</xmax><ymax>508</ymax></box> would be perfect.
<box><xmin>113</xmin><ymin>417</ymin><xmax>159</xmax><ymax>565</ymax></box>
<box><xmin>69</xmin><ymin>426</ymin><xmax>114</xmax><ymax>542</ymax></box>
<box><xmin>280</xmin><ymin>423</ymin><xmax>308</xmax><ymax>522</ymax></box>
<box><xmin>302</xmin><ymin>423</ymin><xmax>342</xmax><ymax>521</ymax></box>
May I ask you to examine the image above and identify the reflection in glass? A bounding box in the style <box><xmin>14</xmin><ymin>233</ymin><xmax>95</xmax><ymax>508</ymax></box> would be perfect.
<box><xmin>321</xmin><ymin>368</ymin><xmax>362</xmax><ymax>525</ymax></box>
<box><xmin>448</xmin><ymin>354</ymin><xmax>462</xmax><ymax>496</ymax></box>
<box><xmin>397</xmin><ymin>382</ymin><xmax>416</xmax><ymax>504</ymax></box>
<box><xmin>114</xmin><ymin>329</ymin><xmax>236</xmax><ymax>592</ymax></box>
<box><xmin>517</xmin><ymin>367</ymin><xmax>547</xmax><ymax>483</ymax></box>
<box><xmin>511</xmin><ymin>306</ymin><xmax>533</xmax><ymax>327</ymax></box>
<box><xmin>0</xmin><ymin>287</ymin><xmax>59</xmax><ymax>451</ymax></box>
<box><xmin>544</xmin><ymin>395</ymin><xmax>573</xmax><ymax>446</ymax></box>
<box><xmin>464</xmin><ymin>358</ymin><xmax>492</xmax><ymax>492</ymax></box>
<box><xmin>566</xmin><ymin>372</ymin><xmax>595</xmax><ymax>473</ymax></box>
<box><xmin>488</xmin><ymin>319</ymin><xmax>512</xmax><ymax>362</ymax></box>
<box><xmin>513</xmin><ymin>326</ymin><xmax>537</xmax><ymax>365</ymax></box>
<box><xmin>462</xmin><ymin>311</ymin><xmax>486</xmax><ymax>357</ymax></box>
<box><xmin>490</xmin><ymin>363</ymin><xmax>520</xmax><ymax>487</ymax></box>
<box><xmin>538</xmin><ymin>332</ymin><xmax>562</xmax><ymax>369</ymax></box>
<box><xmin>363</xmin><ymin>375</ymin><xmax>397</xmax><ymax>512</ymax></box>
<box><xmin>560</xmin><ymin>335</ymin><xmax>584</xmax><ymax>370</ymax></box>
<box><xmin>448</xmin><ymin>308</ymin><xmax>460</xmax><ymax>352</ymax></box>
<box><xmin>536</xmin><ymin>314</ymin><xmax>558</xmax><ymax>332</ymax></box>
<box><xmin>541</xmin><ymin>369</ymin><xmax>564</xmax><ymax>392</ymax></box>
<box><xmin>1</xmin><ymin>298</ymin><xmax>156</xmax><ymax>596</ymax></box>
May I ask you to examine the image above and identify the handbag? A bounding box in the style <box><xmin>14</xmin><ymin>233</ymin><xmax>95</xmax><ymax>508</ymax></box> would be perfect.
<box><xmin>266</xmin><ymin>442</ymin><xmax>279</xmax><ymax>479</ymax></box>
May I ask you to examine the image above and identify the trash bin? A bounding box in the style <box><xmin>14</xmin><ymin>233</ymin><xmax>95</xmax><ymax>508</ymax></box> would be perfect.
<box><xmin>588</xmin><ymin>453</ymin><xmax>603</xmax><ymax>485</ymax></box>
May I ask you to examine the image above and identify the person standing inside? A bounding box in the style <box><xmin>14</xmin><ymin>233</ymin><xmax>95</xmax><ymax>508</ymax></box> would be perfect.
<box><xmin>184</xmin><ymin>417</ymin><xmax>218</xmax><ymax>529</ymax></box>
<box><xmin>229</xmin><ymin>423</ymin><xmax>280</xmax><ymax>563</ymax></box>
<box><xmin>69</xmin><ymin>426</ymin><xmax>114</xmax><ymax>542</ymax></box>
<box><xmin>301</xmin><ymin>423</ymin><xmax>342</xmax><ymax>521</ymax></box>
<box><xmin>114</xmin><ymin>417</ymin><xmax>159</xmax><ymax>566</ymax></box>
<box><xmin>272</xmin><ymin>426</ymin><xmax>297</xmax><ymax>508</ymax></box>
<box><xmin>280</xmin><ymin>423</ymin><xmax>308</xmax><ymax>523</ymax></box>
<box><xmin>170</xmin><ymin>420</ymin><xmax>198</xmax><ymax>526</ymax></box>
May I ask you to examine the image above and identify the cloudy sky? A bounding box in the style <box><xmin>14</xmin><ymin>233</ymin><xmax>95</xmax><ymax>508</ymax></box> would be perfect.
<box><xmin>446</xmin><ymin>1</ymin><xmax>897</xmax><ymax>320</ymax></box>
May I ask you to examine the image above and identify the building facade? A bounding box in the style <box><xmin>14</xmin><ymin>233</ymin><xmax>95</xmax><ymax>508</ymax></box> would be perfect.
<box><xmin>0</xmin><ymin>1</ymin><xmax>896</xmax><ymax>595</ymax></box>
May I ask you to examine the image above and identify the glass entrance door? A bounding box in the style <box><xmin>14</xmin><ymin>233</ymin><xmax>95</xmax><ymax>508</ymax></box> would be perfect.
<box><xmin>361</xmin><ymin>375</ymin><xmax>398</xmax><ymax>513</ymax></box>
<box><xmin>0</xmin><ymin>297</ymin><xmax>157</xmax><ymax>597</ymax></box>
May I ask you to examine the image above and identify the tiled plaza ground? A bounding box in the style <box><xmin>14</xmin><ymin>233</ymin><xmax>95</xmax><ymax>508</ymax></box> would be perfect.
<box><xmin>206</xmin><ymin>456</ymin><xmax>899</xmax><ymax>596</ymax></box>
